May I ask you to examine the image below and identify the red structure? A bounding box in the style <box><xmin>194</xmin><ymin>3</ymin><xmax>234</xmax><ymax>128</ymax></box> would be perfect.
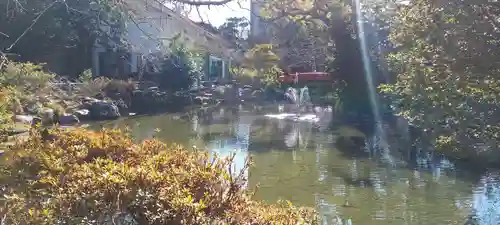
<box><xmin>278</xmin><ymin>72</ymin><xmax>331</xmax><ymax>84</ymax></box>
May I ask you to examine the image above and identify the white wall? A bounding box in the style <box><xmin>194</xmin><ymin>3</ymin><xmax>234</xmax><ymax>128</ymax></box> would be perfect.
<box><xmin>93</xmin><ymin>0</ymin><xmax>235</xmax><ymax>77</ymax></box>
<box><xmin>125</xmin><ymin>0</ymin><xmax>231</xmax><ymax>56</ymax></box>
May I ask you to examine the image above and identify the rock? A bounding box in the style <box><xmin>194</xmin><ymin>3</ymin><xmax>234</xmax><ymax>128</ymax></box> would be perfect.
<box><xmin>14</xmin><ymin>115</ymin><xmax>34</xmax><ymax>124</ymax></box>
<box><xmin>58</xmin><ymin>114</ymin><xmax>80</xmax><ymax>125</ymax></box>
<box><xmin>93</xmin><ymin>93</ymin><xmax>105</xmax><ymax>100</ymax></box>
<box><xmin>14</xmin><ymin>115</ymin><xmax>42</xmax><ymax>126</ymax></box>
<box><xmin>88</xmin><ymin>101</ymin><xmax>121</xmax><ymax>120</ymax></box>
<box><xmin>131</xmin><ymin>88</ymin><xmax>178</xmax><ymax>112</ymax></box>
<box><xmin>213</xmin><ymin>86</ymin><xmax>225</xmax><ymax>97</ymax></box>
<box><xmin>32</xmin><ymin>117</ymin><xmax>42</xmax><ymax>126</ymax></box>
<box><xmin>74</xmin><ymin>109</ymin><xmax>90</xmax><ymax>120</ymax></box>
<box><xmin>113</xmin><ymin>99</ymin><xmax>128</xmax><ymax>115</ymax></box>
<box><xmin>193</xmin><ymin>96</ymin><xmax>203</xmax><ymax>105</ymax></box>
<box><xmin>251</xmin><ymin>89</ymin><xmax>265</xmax><ymax>102</ymax></box>
<box><xmin>147</xmin><ymin>87</ymin><xmax>159</xmax><ymax>92</ymax></box>
<box><xmin>38</xmin><ymin>108</ymin><xmax>55</xmax><ymax>124</ymax></box>
<box><xmin>82</xmin><ymin>97</ymin><xmax>99</xmax><ymax>103</ymax></box>
<box><xmin>240</xmin><ymin>88</ymin><xmax>254</xmax><ymax>101</ymax></box>
<box><xmin>24</xmin><ymin>102</ymin><xmax>43</xmax><ymax>115</ymax></box>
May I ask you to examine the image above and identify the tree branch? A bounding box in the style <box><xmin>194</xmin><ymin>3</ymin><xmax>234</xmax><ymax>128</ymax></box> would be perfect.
<box><xmin>168</xmin><ymin>0</ymin><xmax>232</xmax><ymax>6</ymax></box>
<box><xmin>5</xmin><ymin>0</ymin><xmax>60</xmax><ymax>51</ymax></box>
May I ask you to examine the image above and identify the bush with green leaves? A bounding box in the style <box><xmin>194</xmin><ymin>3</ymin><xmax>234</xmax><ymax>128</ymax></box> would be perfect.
<box><xmin>0</xmin><ymin>61</ymin><xmax>55</xmax><ymax>130</ymax></box>
<box><xmin>0</xmin><ymin>87</ymin><xmax>14</xmax><ymax>135</ymax></box>
<box><xmin>0</xmin><ymin>128</ymin><xmax>318</xmax><ymax>224</ymax></box>
<box><xmin>0</xmin><ymin>61</ymin><xmax>54</xmax><ymax>93</ymax></box>
<box><xmin>235</xmin><ymin>44</ymin><xmax>283</xmax><ymax>88</ymax></box>
<box><xmin>380</xmin><ymin>0</ymin><xmax>500</xmax><ymax>163</ymax></box>
<box><xmin>150</xmin><ymin>40</ymin><xmax>204</xmax><ymax>92</ymax></box>
<box><xmin>78</xmin><ymin>69</ymin><xmax>94</xmax><ymax>83</ymax></box>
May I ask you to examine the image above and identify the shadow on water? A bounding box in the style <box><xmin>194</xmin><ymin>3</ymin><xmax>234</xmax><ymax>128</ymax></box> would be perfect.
<box><xmin>90</xmin><ymin>104</ymin><xmax>500</xmax><ymax>225</ymax></box>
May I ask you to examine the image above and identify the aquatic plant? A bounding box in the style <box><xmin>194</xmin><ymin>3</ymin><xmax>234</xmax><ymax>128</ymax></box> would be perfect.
<box><xmin>0</xmin><ymin>128</ymin><xmax>318</xmax><ymax>224</ymax></box>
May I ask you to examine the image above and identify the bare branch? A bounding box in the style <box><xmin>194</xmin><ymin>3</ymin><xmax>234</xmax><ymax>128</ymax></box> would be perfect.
<box><xmin>196</xmin><ymin>6</ymin><xmax>205</xmax><ymax>23</ymax></box>
<box><xmin>170</xmin><ymin>0</ymin><xmax>232</xmax><ymax>6</ymax></box>
<box><xmin>5</xmin><ymin>0</ymin><xmax>60</xmax><ymax>51</ymax></box>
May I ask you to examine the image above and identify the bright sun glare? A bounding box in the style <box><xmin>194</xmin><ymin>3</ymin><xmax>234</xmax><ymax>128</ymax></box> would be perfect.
<box><xmin>187</xmin><ymin>0</ymin><xmax>250</xmax><ymax>26</ymax></box>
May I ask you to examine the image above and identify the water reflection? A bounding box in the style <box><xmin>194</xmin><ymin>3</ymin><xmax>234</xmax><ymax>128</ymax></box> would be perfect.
<box><xmin>93</xmin><ymin>104</ymin><xmax>500</xmax><ymax>225</ymax></box>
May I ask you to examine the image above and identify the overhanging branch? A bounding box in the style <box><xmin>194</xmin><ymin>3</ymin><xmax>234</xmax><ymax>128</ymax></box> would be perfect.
<box><xmin>165</xmin><ymin>0</ymin><xmax>233</xmax><ymax>6</ymax></box>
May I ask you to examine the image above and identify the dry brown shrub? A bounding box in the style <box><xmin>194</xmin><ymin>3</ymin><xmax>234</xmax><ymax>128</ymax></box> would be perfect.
<box><xmin>0</xmin><ymin>128</ymin><xmax>318</xmax><ymax>225</ymax></box>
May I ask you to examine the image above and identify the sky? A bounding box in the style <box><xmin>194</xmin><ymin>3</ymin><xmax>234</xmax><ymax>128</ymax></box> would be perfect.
<box><xmin>187</xmin><ymin>0</ymin><xmax>250</xmax><ymax>27</ymax></box>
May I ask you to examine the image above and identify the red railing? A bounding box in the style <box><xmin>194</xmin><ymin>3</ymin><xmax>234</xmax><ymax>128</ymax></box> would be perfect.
<box><xmin>278</xmin><ymin>72</ymin><xmax>331</xmax><ymax>84</ymax></box>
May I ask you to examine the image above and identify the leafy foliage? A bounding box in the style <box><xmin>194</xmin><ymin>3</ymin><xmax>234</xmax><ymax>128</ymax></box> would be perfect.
<box><xmin>0</xmin><ymin>61</ymin><xmax>54</xmax><ymax>93</ymax></box>
<box><xmin>0</xmin><ymin>87</ymin><xmax>14</xmax><ymax>133</ymax></box>
<box><xmin>75</xmin><ymin>76</ymin><xmax>111</xmax><ymax>98</ymax></box>
<box><xmin>0</xmin><ymin>128</ymin><xmax>318</xmax><ymax>224</ymax></box>
<box><xmin>78</xmin><ymin>69</ymin><xmax>94</xmax><ymax>83</ymax></box>
<box><xmin>0</xmin><ymin>0</ymin><xmax>129</xmax><ymax>76</ymax></box>
<box><xmin>257</xmin><ymin>0</ymin><xmax>379</xmax><ymax>116</ymax></box>
<box><xmin>0</xmin><ymin>60</ymin><xmax>55</xmax><ymax>115</ymax></box>
<box><xmin>0</xmin><ymin>61</ymin><xmax>54</xmax><ymax>138</ymax></box>
<box><xmin>380</xmin><ymin>0</ymin><xmax>500</xmax><ymax>161</ymax></box>
<box><xmin>218</xmin><ymin>17</ymin><xmax>250</xmax><ymax>49</ymax></box>
<box><xmin>237</xmin><ymin>44</ymin><xmax>283</xmax><ymax>87</ymax></box>
<box><xmin>154</xmin><ymin>40</ymin><xmax>205</xmax><ymax>92</ymax></box>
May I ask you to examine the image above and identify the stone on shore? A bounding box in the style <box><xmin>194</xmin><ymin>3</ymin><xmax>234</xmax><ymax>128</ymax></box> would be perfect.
<box><xmin>88</xmin><ymin>101</ymin><xmax>121</xmax><ymax>120</ymax></box>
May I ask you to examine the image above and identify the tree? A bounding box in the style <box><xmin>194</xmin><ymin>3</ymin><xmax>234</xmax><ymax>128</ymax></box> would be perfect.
<box><xmin>257</xmin><ymin>0</ymin><xmax>381</xmax><ymax>119</ymax></box>
<box><xmin>218</xmin><ymin>17</ymin><xmax>250</xmax><ymax>49</ymax></box>
<box><xmin>268</xmin><ymin>20</ymin><xmax>333</xmax><ymax>73</ymax></box>
<box><xmin>0</xmin><ymin>0</ymin><xmax>130</xmax><ymax>76</ymax></box>
<box><xmin>379</xmin><ymin>0</ymin><xmax>500</xmax><ymax>162</ymax></box>
<box><xmin>233</xmin><ymin>44</ymin><xmax>282</xmax><ymax>87</ymax></box>
<box><xmin>0</xmin><ymin>0</ymin><xmax>241</xmax><ymax>77</ymax></box>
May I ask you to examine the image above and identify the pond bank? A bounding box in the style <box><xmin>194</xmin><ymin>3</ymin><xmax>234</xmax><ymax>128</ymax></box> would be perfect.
<box><xmin>3</xmin><ymin>81</ymin><xmax>290</xmax><ymax>145</ymax></box>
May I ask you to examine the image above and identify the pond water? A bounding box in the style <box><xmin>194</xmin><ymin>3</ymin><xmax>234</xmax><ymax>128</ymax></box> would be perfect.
<box><xmin>91</xmin><ymin>104</ymin><xmax>500</xmax><ymax>225</ymax></box>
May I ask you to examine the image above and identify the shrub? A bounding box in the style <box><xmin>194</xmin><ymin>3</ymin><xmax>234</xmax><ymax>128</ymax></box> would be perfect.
<box><xmin>0</xmin><ymin>128</ymin><xmax>318</xmax><ymax>224</ymax></box>
<box><xmin>104</xmin><ymin>79</ymin><xmax>136</xmax><ymax>101</ymax></box>
<box><xmin>44</xmin><ymin>102</ymin><xmax>66</xmax><ymax>116</ymax></box>
<box><xmin>150</xmin><ymin>40</ymin><xmax>204</xmax><ymax>92</ymax></box>
<box><xmin>238</xmin><ymin>44</ymin><xmax>283</xmax><ymax>88</ymax></box>
<box><xmin>0</xmin><ymin>61</ymin><xmax>54</xmax><ymax>93</ymax></box>
<box><xmin>78</xmin><ymin>69</ymin><xmax>94</xmax><ymax>83</ymax></box>
<box><xmin>0</xmin><ymin>87</ymin><xmax>14</xmax><ymax>138</ymax></box>
<box><xmin>76</xmin><ymin>76</ymin><xmax>111</xmax><ymax>97</ymax></box>
<box><xmin>0</xmin><ymin>61</ymin><xmax>55</xmax><ymax>117</ymax></box>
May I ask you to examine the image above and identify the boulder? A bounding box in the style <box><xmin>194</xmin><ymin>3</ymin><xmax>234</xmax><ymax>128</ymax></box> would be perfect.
<box><xmin>14</xmin><ymin>115</ymin><xmax>42</xmax><ymax>126</ymax></box>
<box><xmin>82</xmin><ymin>97</ymin><xmax>100</xmax><ymax>103</ymax></box>
<box><xmin>240</xmin><ymin>88</ymin><xmax>254</xmax><ymax>101</ymax></box>
<box><xmin>131</xmin><ymin>88</ymin><xmax>175</xmax><ymax>112</ymax></box>
<box><xmin>24</xmin><ymin>102</ymin><xmax>43</xmax><ymax>115</ymax></box>
<box><xmin>73</xmin><ymin>109</ymin><xmax>90</xmax><ymax>120</ymax></box>
<box><xmin>88</xmin><ymin>101</ymin><xmax>121</xmax><ymax>120</ymax></box>
<box><xmin>147</xmin><ymin>87</ymin><xmax>159</xmax><ymax>92</ymax></box>
<box><xmin>38</xmin><ymin>108</ymin><xmax>55</xmax><ymax>124</ymax></box>
<box><xmin>113</xmin><ymin>99</ymin><xmax>129</xmax><ymax>115</ymax></box>
<box><xmin>58</xmin><ymin>114</ymin><xmax>80</xmax><ymax>125</ymax></box>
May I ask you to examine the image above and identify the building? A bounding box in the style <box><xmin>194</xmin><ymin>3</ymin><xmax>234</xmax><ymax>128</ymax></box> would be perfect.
<box><xmin>92</xmin><ymin>0</ymin><xmax>241</xmax><ymax>83</ymax></box>
<box><xmin>249</xmin><ymin>0</ymin><xmax>270</xmax><ymax>42</ymax></box>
